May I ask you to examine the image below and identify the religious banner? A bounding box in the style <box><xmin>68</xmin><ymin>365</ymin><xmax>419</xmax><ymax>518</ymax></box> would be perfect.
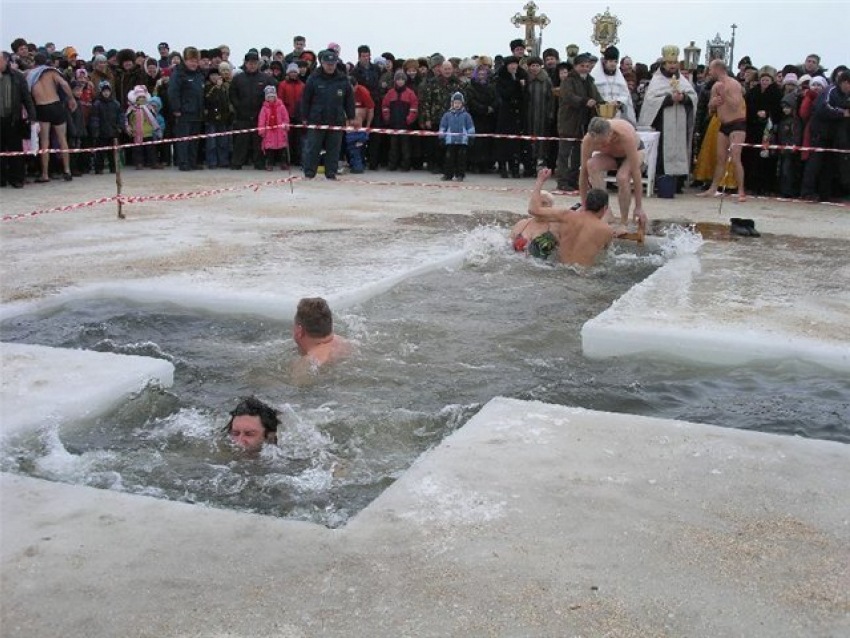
<box><xmin>591</xmin><ymin>7</ymin><xmax>621</xmax><ymax>51</ymax></box>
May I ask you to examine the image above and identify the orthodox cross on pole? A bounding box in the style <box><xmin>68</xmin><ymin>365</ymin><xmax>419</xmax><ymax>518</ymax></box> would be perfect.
<box><xmin>511</xmin><ymin>1</ymin><xmax>550</xmax><ymax>57</ymax></box>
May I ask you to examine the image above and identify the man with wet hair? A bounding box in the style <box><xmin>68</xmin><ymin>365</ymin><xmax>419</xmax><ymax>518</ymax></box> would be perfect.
<box><xmin>291</xmin><ymin>297</ymin><xmax>352</xmax><ymax>380</ymax></box>
<box><xmin>225</xmin><ymin>396</ymin><xmax>279</xmax><ymax>450</ymax></box>
<box><xmin>529</xmin><ymin>168</ymin><xmax>621</xmax><ymax>267</ymax></box>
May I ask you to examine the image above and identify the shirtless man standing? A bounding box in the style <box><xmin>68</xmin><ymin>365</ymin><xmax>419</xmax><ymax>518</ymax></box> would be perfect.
<box><xmin>579</xmin><ymin>117</ymin><xmax>648</xmax><ymax>229</ymax></box>
<box><xmin>29</xmin><ymin>52</ymin><xmax>77</xmax><ymax>182</ymax></box>
<box><xmin>530</xmin><ymin>168</ymin><xmax>619</xmax><ymax>267</ymax></box>
<box><xmin>290</xmin><ymin>297</ymin><xmax>352</xmax><ymax>382</ymax></box>
<box><xmin>697</xmin><ymin>60</ymin><xmax>747</xmax><ymax>200</ymax></box>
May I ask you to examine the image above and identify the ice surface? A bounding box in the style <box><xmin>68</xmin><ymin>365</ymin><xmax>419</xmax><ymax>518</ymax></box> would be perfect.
<box><xmin>582</xmin><ymin>242</ymin><xmax>850</xmax><ymax>372</ymax></box>
<box><xmin>0</xmin><ymin>343</ymin><xmax>174</xmax><ymax>439</ymax></box>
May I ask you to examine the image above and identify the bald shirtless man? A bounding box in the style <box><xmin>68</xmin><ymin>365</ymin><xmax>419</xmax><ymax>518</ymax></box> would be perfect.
<box><xmin>530</xmin><ymin>168</ymin><xmax>619</xmax><ymax>267</ymax></box>
<box><xmin>697</xmin><ymin>60</ymin><xmax>747</xmax><ymax>201</ymax></box>
<box><xmin>29</xmin><ymin>52</ymin><xmax>77</xmax><ymax>182</ymax></box>
<box><xmin>580</xmin><ymin>117</ymin><xmax>648</xmax><ymax>229</ymax></box>
<box><xmin>290</xmin><ymin>297</ymin><xmax>352</xmax><ymax>383</ymax></box>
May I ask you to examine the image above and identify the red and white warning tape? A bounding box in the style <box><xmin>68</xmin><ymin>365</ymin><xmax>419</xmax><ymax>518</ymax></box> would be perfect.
<box><xmin>732</xmin><ymin>141</ymin><xmax>850</xmax><ymax>155</ymax></box>
<box><xmin>3</xmin><ymin>120</ymin><xmax>847</xmax><ymax>158</ymax></box>
<box><xmin>0</xmin><ymin>122</ymin><xmax>576</xmax><ymax>157</ymax></box>
<box><xmin>1</xmin><ymin>175</ymin><xmax>301</xmax><ymax>222</ymax></box>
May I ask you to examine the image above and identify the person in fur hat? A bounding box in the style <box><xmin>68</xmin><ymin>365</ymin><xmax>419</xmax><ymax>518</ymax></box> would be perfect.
<box><xmin>743</xmin><ymin>65</ymin><xmax>783</xmax><ymax>194</ymax></box>
<box><xmin>115</xmin><ymin>48</ymin><xmax>143</xmax><ymax>111</ymax></box>
<box><xmin>257</xmin><ymin>85</ymin><xmax>290</xmax><ymax>170</ymax></box>
<box><xmin>125</xmin><ymin>85</ymin><xmax>161</xmax><ymax>168</ymax></box>
<box><xmin>495</xmin><ymin>55</ymin><xmax>530</xmax><ymax>178</ymax></box>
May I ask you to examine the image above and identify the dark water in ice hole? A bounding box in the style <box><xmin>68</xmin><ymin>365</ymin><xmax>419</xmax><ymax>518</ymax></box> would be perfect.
<box><xmin>2</xmin><ymin>236</ymin><xmax>848</xmax><ymax>528</ymax></box>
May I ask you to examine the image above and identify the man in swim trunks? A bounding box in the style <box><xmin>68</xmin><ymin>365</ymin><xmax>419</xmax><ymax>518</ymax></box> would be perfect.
<box><xmin>697</xmin><ymin>60</ymin><xmax>747</xmax><ymax>200</ymax></box>
<box><xmin>530</xmin><ymin>167</ymin><xmax>621</xmax><ymax>267</ymax></box>
<box><xmin>291</xmin><ymin>297</ymin><xmax>352</xmax><ymax>383</ymax></box>
<box><xmin>29</xmin><ymin>52</ymin><xmax>77</xmax><ymax>182</ymax></box>
<box><xmin>510</xmin><ymin>189</ymin><xmax>559</xmax><ymax>258</ymax></box>
<box><xmin>225</xmin><ymin>396</ymin><xmax>279</xmax><ymax>451</ymax></box>
<box><xmin>579</xmin><ymin>117</ymin><xmax>648</xmax><ymax>229</ymax></box>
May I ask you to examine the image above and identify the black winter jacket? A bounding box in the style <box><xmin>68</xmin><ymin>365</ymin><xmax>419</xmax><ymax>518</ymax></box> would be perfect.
<box><xmin>229</xmin><ymin>70</ymin><xmax>276</xmax><ymax>122</ymax></box>
<box><xmin>0</xmin><ymin>66</ymin><xmax>36</xmax><ymax>130</ymax></box>
<box><xmin>168</xmin><ymin>64</ymin><xmax>205</xmax><ymax>120</ymax></box>
<box><xmin>301</xmin><ymin>68</ymin><xmax>355</xmax><ymax>126</ymax></box>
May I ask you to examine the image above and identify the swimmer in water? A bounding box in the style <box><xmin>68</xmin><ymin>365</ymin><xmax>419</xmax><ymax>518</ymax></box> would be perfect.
<box><xmin>225</xmin><ymin>396</ymin><xmax>279</xmax><ymax>451</ymax></box>
<box><xmin>290</xmin><ymin>297</ymin><xmax>352</xmax><ymax>383</ymax></box>
<box><xmin>510</xmin><ymin>189</ymin><xmax>560</xmax><ymax>259</ymax></box>
<box><xmin>529</xmin><ymin>168</ymin><xmax>622</xmax><ymax>267</ymax></box>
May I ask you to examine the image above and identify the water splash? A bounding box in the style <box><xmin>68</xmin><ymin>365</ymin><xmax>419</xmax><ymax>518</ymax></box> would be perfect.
<box><xmin>658</xmin><ymin>225</ymin><xmax>705</xmax><ymax>259</ymax></box>
<box><xmin>33</xmin><ymin>425</ymin><xmax>122</xmax><ymax>488</ymax></box>
<box><xmin>463</xmin><ymin>225</ymin><xmax>511</xmax><ymax>266</ymax></box>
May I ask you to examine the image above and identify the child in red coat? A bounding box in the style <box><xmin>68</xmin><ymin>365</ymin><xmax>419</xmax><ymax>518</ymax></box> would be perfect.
<box><xmin>277</xmin><ymin>63</ymin><xmax>304</xmax><ymax>165</ymax></box>
<box><xmin>258</xmin><ymin>85</ymin><xmax>290</xmax><ymax>169</ymax></box>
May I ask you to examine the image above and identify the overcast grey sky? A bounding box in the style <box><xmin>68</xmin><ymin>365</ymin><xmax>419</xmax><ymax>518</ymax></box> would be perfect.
<box><xmin>2</xmin><ymin>1</ymin><xmax>846</xmax><ymax>72</ymax></box>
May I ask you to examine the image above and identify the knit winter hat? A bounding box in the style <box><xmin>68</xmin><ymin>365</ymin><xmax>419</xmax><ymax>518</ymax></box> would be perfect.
<box><xmin>286</xmin><ymin>62</ymin><xmax>299</xmax><ymax>74</ymax></box>
<box><xmin>451</xmin><ymin>91</ymin><xmax>465</xmax><ymax>104</ymax></box>
<box><xmin>393</xmin><ymin>70</ymin><xmax>406</xmax><ymax>83</ymax></box>
<box><xmin>93</xmin><ymin>54</ymin><xmax>107</xmax><ymax>63</ymax></box>
<box><xmin>810</xmin><ymin>76</ymin><xmax>828</xmax><ymax>89</ymax></box>
<box><xmin>782</xmin><ymin>73</ymin><xmax>799</xmax><ymax>85</ymax></box>
<box><xmin>98</xmin><ymin>80</ymin><xmax>111</xmax><ymax>92</ymax></box>
<box><xmin>374</xmin><ymin>56</ymin><xmax>387</xmax><ymax>68</ymax></box>
<box><xmin>798</xmin><ymin>74</ymin><xmax>812</xmax><ymax>85</ymax></box>
<box><xmin>780</xmin><ymin>93</ymin><xmax>798</xmax><ymax>109</ymax></box>
<box><xmin>264</xmin><ymin>85</ymin><xmax>277</xmax><ymax>96</ymax></box>
<box><xmin>127</xmin><ymin>85</ymin><xmax>150</xmax><ymax>103</ymax></box>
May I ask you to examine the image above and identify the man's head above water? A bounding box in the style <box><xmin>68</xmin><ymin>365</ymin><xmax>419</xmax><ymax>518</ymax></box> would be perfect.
<box><xmin>226</xmin><ymin>396</ymin><xmax>279</xmax><ymax>450</ymax></box>
<box><xmin>293</xmin><ymin>297</ymin><xmax>333</xmax><ymax>354</ymax></box>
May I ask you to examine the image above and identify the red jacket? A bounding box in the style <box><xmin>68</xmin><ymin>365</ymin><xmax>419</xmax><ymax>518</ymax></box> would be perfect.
<box><xmin>799</xmin><ymin>89</ymin><xmax>818</xmax><ymax>160</ymax></box>
<box><xmin>277</xmin><ymin>78</ymin><xmax>304</xmax><ymax>121</ymax></box>
<box><xmin>381</xmin><ymin>85</ymin><xmax>419</xmax><ymax>129</ymax></box>
<box><xmin>354</xmin><ymin>84</ymin><xmax>374</xmax><ymax>110</ymax></box>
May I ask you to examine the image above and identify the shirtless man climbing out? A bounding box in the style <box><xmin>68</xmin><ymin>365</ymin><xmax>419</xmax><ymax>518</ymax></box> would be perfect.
<box><xmin>530</xmin><ymin>168</ymin><xmax>621</xmax><ymax>267</ymax></box>
<box><xmin>579</xmin><ymin>117</ymin><xmax>648</xmax><ymax>229</ymax></box>
<box><xmin>29</xmin><ymin>52</ymin><xmax>77</xmax><ymax>182</ymax></box>
<box><xmin>697</xmin><ymin>60</ymin><xmax>747</xmax><ymax>201</ymax></box>
<box><xmin>290</xmin><ymin>297</ymin><xmax>352</xmax><ymax>383</ymax></box>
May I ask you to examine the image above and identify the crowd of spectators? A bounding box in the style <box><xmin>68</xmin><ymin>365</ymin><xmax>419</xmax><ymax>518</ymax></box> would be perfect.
<box><xmin>1</xmin><ymin>36</ymin><xmax>847</xmax><ymax>201</ymax></box>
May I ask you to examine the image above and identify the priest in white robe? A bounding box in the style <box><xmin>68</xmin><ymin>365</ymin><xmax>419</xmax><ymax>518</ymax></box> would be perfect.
<box><xmin>638</xmin><ymin>45</ymin><xmax>698</xmax><ymax>181</ymax></box>
<box><xmin>590</xmin><ymin>46</ymin><xmax>637</xmax><ymax>127</ymax></box>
